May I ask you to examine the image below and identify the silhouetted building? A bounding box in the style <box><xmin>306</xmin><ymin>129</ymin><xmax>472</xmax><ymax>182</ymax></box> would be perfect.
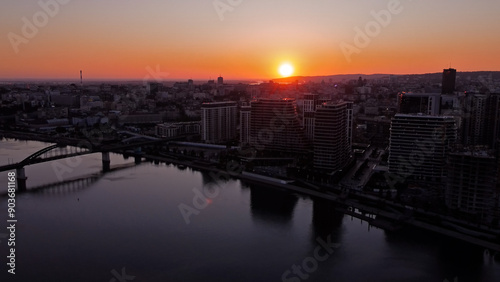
<box><xmin>240</xmin><ymin>105</ymin><xmax>251</xmax><ymax>145</ymax></box>
<box><xmin>483</xmin><ymin>93</ymin><xmax>500</xmax><ymax>149</ymax></box>
<box><xmin>462</xmin><ymin>94</ymin><xmax>487</xmax><ymax>146</ymax></box>
<box><xmin>303</xmin><ymin>93</ymin><xmax>319</xmax><ymax>141</ymax></box>
<box><xmin>313</xmin><ymin>101</ymin><xmax>353</xmax><ymax>171</ymax></box>
<box><xmin>442</xmin><ymin>68</ymin><xmax>456</xmax><ymax>94</ymax></box>
<box><xmin>50</xmin><ymin>94</ymin><xmax>79</xmax><ymax>107</ymax></box>
<box><xmin>462</xmin><ymin>93</ymin><xmax>500</xmax><ymax>149</ymax></box>
<box><xmin>389</xmin><ymin>114</ymin><xmax>457</xmax><ymax>184</ymax></box>
<box><xmin>446</xmin><ymin>148</ymin><xmax>498</xmax><ymax>216</ymax></box>
<box><xmin>119</xmin><ymin>113</ymin><xmax>162</xmax><ymax>124</ymax></box>
<box><xmin>357</xmin><ymin>116</ymin><xmax>391</xmax><ymax>147</ymax></box>
<box><xmin>302</xmin><ymin>93</ymin><xmax>331</xmax><ymax>141</ymax></box>
<box><xmin>398</xmin><ymin>92</ymin><xmax>441</xmax><ymax>116</ymax></box>
<box><xmin>147</xmin><ymin>82</ymin><xmax>162</xmax><ymax>96</ymax></box>
<box><xmin>250</xmin><ymin>98</ymin><xmax>307</xmax><ymax>154</ymax></box>
<box><xmin>216</xmin><ymin>76</ymin><xmax>224</xmax><ymax>96</ymax></box>
<box><xmin>156</xmin><ymin>121</ymin><xmax>200</xmax><ymax>138</ymax></box>
<box><xmin>201</xmin><ymin>101</ymin><xmax>237</xmax><ymax>144</ymax></box>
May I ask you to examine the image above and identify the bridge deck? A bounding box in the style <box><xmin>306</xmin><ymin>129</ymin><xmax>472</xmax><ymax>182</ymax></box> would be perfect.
<box><xmin>0</xmin><ymin>138</ymin><xmax>173</xmax><ymax>172</ymax></box>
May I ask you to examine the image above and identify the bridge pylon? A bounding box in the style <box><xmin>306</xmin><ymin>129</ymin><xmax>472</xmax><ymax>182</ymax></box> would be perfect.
<box><xmin>102</xmin><ymin>152</ymin><xmax>110</xmax><ymax>172</ymax></box>
<box><xmin>16</xmin><ymin>167</ymin><xmax>27</xmax><ymax>192</ymax></box>
<box><xmin>134</xmin><ymin>156</ymin><xmax>142</xmax><ymax>165</ymax></box>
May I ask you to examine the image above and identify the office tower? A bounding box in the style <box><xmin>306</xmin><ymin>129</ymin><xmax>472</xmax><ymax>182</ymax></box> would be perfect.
<box><xmin>446</xmin><ymin>148</ymin><xmax>499</xmax><ymax>216</ymax></box>
<box><xmin>483</xmin><ymin>93</ymin><xmax>500</xmax><ymax>149</ymax></box>
<box><xmin>240</xmin><ymin>105</ymin><xmax>251</xmax><ymax>145</ymax></box>
<box><xmin>442</xmin><ymin>68</ymin><xmax>457</xmax><ymax>94</ymax></box>
<box><xmin>398</xmin><ymin>92</ymin><xmax>441</xmax><ymax>116</ymax></box>
<box><xmin>462</xmin><ymin>93</ymin><xmax>500</xmax><ymax>149</ymax></box>
<box><xmin>303</xmin><ymin>93</ymin><xmax>319</xmax><ymax>141</ymax></box>
<box><xmin>303</xmin><ymin>94</ymin><xmax>332</xmax><ymax>141</ymax></box>
<box><xmin>313</xmin><ymin>101</ymin><xmax>353</xmax><ymax>171</ymax></box>
<box><xmin>201</xmin><ymin>101</ymin><xmax>237</xmax><ymax>144</ymax></box>
<box><xmin>462</xmin><ymin>94</ymin><xmax>487</xmax><ymax>146</ymax></box>
<box><xmin>346</xmin><ymin>102</ymin><xmax>353</xmax><ymax>147</ymax></box>
<box><xmin>388</xmin><ymin>114</ymin><xmax>457</xmax><ymax>184</ymax></box>
<box><xmin>250</xmin><ymin>98</ymin><xmax>307</xmax><ymax>154</ymax></box>
<box><xmin>216</xmin><ymin>76</ymin><xmax>224</xmax><ymax>96</ymax></box>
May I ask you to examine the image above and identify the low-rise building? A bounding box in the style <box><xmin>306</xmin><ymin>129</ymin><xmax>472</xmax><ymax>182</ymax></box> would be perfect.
<box><xmin>156</xmin><ymin>121</ymin><xmax>200</xmax><ymax>138</ymax></box>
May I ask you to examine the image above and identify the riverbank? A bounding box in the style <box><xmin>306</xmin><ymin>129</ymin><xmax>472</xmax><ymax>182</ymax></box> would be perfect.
<box><xmin>138</xmin><ymin>152</ymin><xmax>500</xmax><ymax>253</ymax></box>
<box><xmin>3</xmin><ymin>139</ymin><xmax>496</xmax><ymax>281</ymax></box>
<box><xmin>2</xmin><ymin>132</ymin><xmax>500</xmax><ymax>253</ymax></box>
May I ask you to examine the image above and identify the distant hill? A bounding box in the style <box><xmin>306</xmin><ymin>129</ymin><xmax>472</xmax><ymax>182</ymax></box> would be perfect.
<box><xmin>272</xmin><ymin>71</ymin><xmax>500</xmax><ymax>84</ymax></box>
<box><xmin>272</xmin><ymin>74</ymin><xmax>391</xmax><ymax>83</ymax></box>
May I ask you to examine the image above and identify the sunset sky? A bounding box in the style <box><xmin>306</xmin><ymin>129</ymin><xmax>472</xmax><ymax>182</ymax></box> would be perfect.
<box><xmin>1</xmin><ymin>0</ymin><xmax>500</xmax><ymax>81</ymax></box>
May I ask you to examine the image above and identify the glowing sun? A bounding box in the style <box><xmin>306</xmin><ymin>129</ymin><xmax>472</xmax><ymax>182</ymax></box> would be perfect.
<box><xmin>279</xmin><ymin>63</ymin><xmax>294</xmax><ymax>77</ymax></box>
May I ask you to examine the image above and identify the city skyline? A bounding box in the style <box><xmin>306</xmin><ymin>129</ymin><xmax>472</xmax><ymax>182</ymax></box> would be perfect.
<box><xmin>1</xmin><ymin>50</ymin><xmax>500</xmax><ymax>279</ymax></box>
<box><xmin>2</xmin><ymin>0</ymin><xmax>500</xmax><ymax>81</ymax></box>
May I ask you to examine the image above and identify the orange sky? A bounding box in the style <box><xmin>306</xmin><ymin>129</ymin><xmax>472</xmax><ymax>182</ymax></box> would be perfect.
<box><xmin>1</xmin><ymin>0</ymin><xmax>500</xmax><ymax>81</ymax></box>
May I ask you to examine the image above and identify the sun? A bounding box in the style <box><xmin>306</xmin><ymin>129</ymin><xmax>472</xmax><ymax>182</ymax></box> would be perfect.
<box><xmin>279</xmin><ymin>63</ymin><xmax>294</xmax><ymax>77</ymax></box>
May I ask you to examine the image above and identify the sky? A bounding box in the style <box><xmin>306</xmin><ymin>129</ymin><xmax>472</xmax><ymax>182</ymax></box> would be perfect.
<box><xmin>1</xmin><ymin>0</ymin><xmax>500</xmax><ymax>81</ymax></box>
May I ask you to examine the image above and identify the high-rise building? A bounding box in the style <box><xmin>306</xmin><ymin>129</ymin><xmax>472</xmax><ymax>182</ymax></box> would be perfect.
<box><xmin>398</xmin><ymin>92</ymin><xmax>441</xmax><ymax>116</ymax></box>
<box><xmin>446</xmin><ymin>148</ymin><xmax>499</xmax><ymax>216</ymax></box>
<box><xmin>461</xmin><ymin>93</ymin><xmax>500</xmax><ymax>149</ymax></box>
<box><xmin>483</xmin><ymin>93</ymin><xmax>500</xmax><ymax>149</ymax></box>
<box><xmin>303</xmin><ymin>94</ymin><xmax>317</xmax><ymax>138</ymax></box>
<box><xmin>216</xmin><ymin>76</ymin><xmax>224</xmax><ymax>96</ymax></box>
<box><xmin>462</xmin><ymin>94</ymin><xmax>487</xmax><ymax>146</ymax></box>
<box><xmin>389</xmin><ymin>114</ymin><xmax>457</xmax><ymax>184</ymax></box>
<box><xmin>346</xmin><ymin>102</ymin><xmax>353</xmax><ymax>147</ymax></box>
<box><xmin>240</xmin><ymin>105</ymin><xmax>251</xmax><ymax>145</ymax></box>
<box><xmin>302</xmin><ymin>93</ymin><xmax>331</xmax><ymax>141</ymax></box>
<box><xmin>313</xmin><ymin>101</ymin><xmax>353</xmax><ymax>171</ymax></box>
<box><xmin>442</xmin><ymin>68</ymin><xmax>457</xmax><ymax>94</ymax></box>
<box><xmin>201</xmin><ymin>101</ymin><xmax>237</xmax><ymax>144</ymax></box>
<box><xmin>250</xmin><ymin>98</ymin><xmax>307</xmax><ymax>154</ymax></box>
<box><xmin>303</xmin><ymin>93</ymin><xmax>319</xmax><ymax>141</ymax></box>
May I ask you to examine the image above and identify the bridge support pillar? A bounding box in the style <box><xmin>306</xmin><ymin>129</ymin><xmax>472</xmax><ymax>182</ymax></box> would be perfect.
<box><xmin>16</xmin><ymin>167</ymin><xmax>27</xmax><ymax>192</ymax></box>
<box><xmin>102</xmin><ymin>152</ymin><xmax>110</xmax><ymax>172</ymax></box>
<box><xmin>134</xmin><ymin>156</ymin><xmax>142</xmax><ymax>165</ymax></box>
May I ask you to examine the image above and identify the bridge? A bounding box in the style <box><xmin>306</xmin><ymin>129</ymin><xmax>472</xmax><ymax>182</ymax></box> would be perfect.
<box><xmin>0</xmin><ymin>136</ymin><xmax>175</xmax><ymax>192</ymax></box>
<box><xmin>0</xmin><ymin>162</ymin><xmax>139</xmax><ymax>197</ymax></box>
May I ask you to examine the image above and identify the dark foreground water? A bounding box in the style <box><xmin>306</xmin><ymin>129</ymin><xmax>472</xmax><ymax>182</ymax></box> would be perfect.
<box><xmin>0</xmin><ymin>139</ymin><xmax>499</xmax><ymax>282</ymax></box>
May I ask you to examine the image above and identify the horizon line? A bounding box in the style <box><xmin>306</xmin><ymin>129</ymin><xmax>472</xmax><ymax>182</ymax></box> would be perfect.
<box><xmin>1</xmin><ymin>70</ymin><xmax>500</xmax><ymax>83</ymax></box>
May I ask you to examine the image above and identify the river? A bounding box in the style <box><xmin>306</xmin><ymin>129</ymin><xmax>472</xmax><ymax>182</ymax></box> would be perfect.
<box><xmin>0</xmin><ymin>138</ymin><xmax>499</xmax><ymax>281</ymax></box>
